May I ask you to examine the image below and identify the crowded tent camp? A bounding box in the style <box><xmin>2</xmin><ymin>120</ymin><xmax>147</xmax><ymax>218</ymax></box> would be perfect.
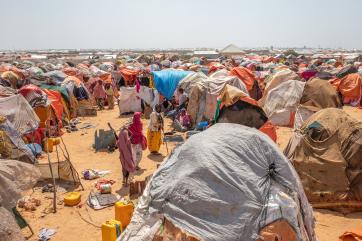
<box><xmin>1</xmin><ymin>46</ymin><xmax>362</xmax><ymax>241</ymax></box>
<box><xmin>1</xmin><ymin>0</ymin><xmax>362</xmax><ymax>240</ymax></box>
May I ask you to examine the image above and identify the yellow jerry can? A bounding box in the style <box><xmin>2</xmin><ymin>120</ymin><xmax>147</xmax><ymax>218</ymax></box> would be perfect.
<box><xmin>115</xmin><ymin>200</ymin><xmax>134</xmax><ymax>229</ymax></box>
<box><xmin>102</xmin><ymin>219</ymin><xmax>122</xmax><ymax>241</ymax></box>
<box><xmin>64</xmin><ymin>192</ymin><xmax>81</xmax><ymax>206</ymax></box>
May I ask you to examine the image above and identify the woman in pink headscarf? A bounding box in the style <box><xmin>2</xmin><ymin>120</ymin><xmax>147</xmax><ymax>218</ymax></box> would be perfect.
<box><xmin>116</xmin><ymin>128</ymin><xmax>136</xmax><ymax>186</ymax></box>
<box><xmin>127</xmin><ymin>112</ymin><xmax>147</xmax><ymax>170</ymax></box>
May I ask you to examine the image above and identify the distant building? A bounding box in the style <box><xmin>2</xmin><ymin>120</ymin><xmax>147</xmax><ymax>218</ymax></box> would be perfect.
<box><xmin>193</xmin><ymin>50</ymin><xmax>219</xmax><ymax>59</ymax></box>
<box><xmin>219</xmin><ymin>44</ymin><xmax>245</xmax><ymax>57</ymax></box>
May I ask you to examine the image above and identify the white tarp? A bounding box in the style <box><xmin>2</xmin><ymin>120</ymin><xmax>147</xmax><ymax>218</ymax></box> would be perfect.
<box><xmin>263</xmin><ymin>80</ymin><xmax>306</xmax><ymax>126</ymax></box>
<box><xmin>118</xmin><ymin>86</ymin><xmax>159</xmax><ymax>114</ymax></box>
<box><xmin>259</xmin><ymin>69</ymin><xmax>299</xmax><ymax>106</ymax></box>
<box><xmin>120</xmin><ymin>124</ymin><xmax>316</xmax><ymax>241</ymax></box>
<box><xmin>118</xmin><ymin>87</ymin><xmax>142</xmax><ymax>114</ymax></box>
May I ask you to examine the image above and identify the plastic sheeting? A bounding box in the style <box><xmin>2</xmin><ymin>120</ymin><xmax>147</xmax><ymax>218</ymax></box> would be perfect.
<box><xmin>0</xmin><ymin>95</ymin><xmax>39</xmax><ymax>134</ymax></box>
<box><xmin>118</xmin><ymin>87</ymin><xmax>142</xmax><ymax>114</ymax></box>
<box><xmin>259</xmin><ymin>69</ymin><xmax>299</xmax><ymax>106</ymax></box>
<box><xmin>184</xmin><ymin>74</ymin><xmax>248</xmax><ymax>125</ymax></box>
<box><xmin>263</xmin><ymin>80</ymin><xmax>305</xmax><ymax>126</ymax></box>
<box><xmin>0</xmin><ymin>160</ymin><xmax>40</xmax><ymax>209</ymax></box>
<box><xmin>152</xmin><ymin>70</ymin><xmax>192</xmax><ymax>99</ymax></box>
<box><xmin>138</xmin><ymin>86</ymin><xmax>160</xmax><ymax>108</ymax></box>
<box><xmin>120</xmin><ymin>124</ymin><xmax>316</xmax><ymax>241</ymax></box>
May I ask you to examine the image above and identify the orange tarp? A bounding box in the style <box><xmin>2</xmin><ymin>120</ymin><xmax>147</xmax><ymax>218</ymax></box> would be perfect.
<box><xmin>340</xmin><ymin>226</ymin><xmax>362</xmax><ymax>241</ymax></box>
<box><xmin>330</xmin><ymin>73</ymin><xmax>362</xmax><ymax>105</ymax></box>
<box><xmin>229</xmin><ymin>67</ymin><xmax>256</xmax><ymax>91</ymax></box>
<box><xmin>63</xmin><ymin>67</ymin><xmax>84</xmax><ymax>81</ymax></box>
<box><xmin>119</xmin><ymin>68</ymin><xmax>140</xmax><ymax>85</ymax></box>
<box><xmin>42</xmin><ymin>89</ymin><xmax>64</xmax><ymax>128</ymax></box>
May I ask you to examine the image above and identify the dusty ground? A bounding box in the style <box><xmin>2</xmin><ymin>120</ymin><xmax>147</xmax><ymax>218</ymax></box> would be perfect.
<box><xmin>20</xmin><ymin>106</ymin><xmax>362</xmax><ymax>241</ymax></box>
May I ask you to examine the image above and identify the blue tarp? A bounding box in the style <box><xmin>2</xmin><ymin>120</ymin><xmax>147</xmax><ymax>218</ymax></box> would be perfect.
<box><xmin>152</xmin><ymin>70</ymin><xmax>192</xmax><ymax>100</ymax></box>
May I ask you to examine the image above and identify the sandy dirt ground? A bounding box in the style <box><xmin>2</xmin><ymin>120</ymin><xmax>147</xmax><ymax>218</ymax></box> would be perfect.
<box><xmin>20</xmin><ymin>106</ymin><xmax>362</xmax><ymax>241</ymax></box>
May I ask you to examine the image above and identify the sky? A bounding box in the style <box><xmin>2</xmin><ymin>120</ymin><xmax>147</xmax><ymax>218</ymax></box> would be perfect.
<box><xmin>1</xmin><ymin>0</ymin><xmax>361</xmax><ymax>50</ymax></box>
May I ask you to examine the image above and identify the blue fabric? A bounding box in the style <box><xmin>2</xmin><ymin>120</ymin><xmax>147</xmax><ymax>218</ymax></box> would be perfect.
<box><xmin>26</xmin><ymin>143</ymin><xmax>43</xmax><ymax>156</ymax></box>
<box><xmin>152</xmin><ymin>70</ymin><xmax>192</xmax><ymax>100</ymax></box>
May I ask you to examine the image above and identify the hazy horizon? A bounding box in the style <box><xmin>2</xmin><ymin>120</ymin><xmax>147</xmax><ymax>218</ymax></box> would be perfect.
<box><xmin>1</xmin><ymin>0</ymin><xmax>361</xmax><ymax>50</ymax></box>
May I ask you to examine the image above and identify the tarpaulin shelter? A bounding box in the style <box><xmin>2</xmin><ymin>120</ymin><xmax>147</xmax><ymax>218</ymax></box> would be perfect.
<box><xmin>284</xmin><ymin>108</ymin><xmax>362</xmax><ymax>213</ymax></box>
<box><xmin>259</xmin><ymin>69</ymin><xmax>299</xmax><ymax>106</ymax></box>
<box><xmin>0</xmin><ymin>160</ymin><xmax>40</xmax><ymax>241</ymax></box>
<box><xmin>63</xmin><ymin>67</ymin><xmax>84</xmax><ymax>81</ymax></box>
<box><xmin>330</xmin><ymin>73</ymin><xmax>362</xmax><ymax>106</ymax></box>
<box><xmin>42</xmin><ymin>89</ymin><xmax>64</xmax><ymax>128</ymax></box>
<box><xmin>263</xmin><ymin>80</ymin><xmax>306</xmax><ymax>127</ymax></box>
<box><xmin>152</xmin><ymin>70</ymin><xmax>192</xmax><ymax>100</ymax></box>
<box><xmin>118</xmin><ymin>86</ymin><xmax>160</xmax><ymax>114</ymax></box>
<box><xmin>229</xmin><ymin>67</ymin><xmax>262</xmax><ymax>100</ymax></box>
<box><xmin>216</xmin><ymin>84</ymin><xmax>277</xmax><ymax>142</ymax></box>
<box><xmin>0</xmin><ymin>116</ymin><xmax>35</xmax><ymax>163</ymax></box>
<box><xmin>18</xmin><ymin>84</ymin><xmax>48</xmax><ymax>108</ymax></box>
<box><xmin>180</xmin><ymin>73</ymin><xmax>248</xmax><ymax>126</ymax></box>
<box><xmin>300</xmin><ymin>78</ymin><xmax>343</xmax><ymax>112</ymax></box>
<box><xmin>0</xmin><ymin>95</ymin><xmax>39</xmax><ymax>134</ymax></box>
<box><xmin>118</xmin><ymin>87</ymin><xmax>142</xmax><ymax>114</ymax></box>
<box><xmin>293</xmin><ymin>77</ymin><xmax>343</xmax><ymax>130</ymax></box>
<box><xmin>120</xmin><ymin>124</ymin><xmax>316</xmax><ymax>241</ymax></box>
<box><xmin>43</xmin><ymin>70</ymin><xmax>67</xmax><ymax>84</ymax></box>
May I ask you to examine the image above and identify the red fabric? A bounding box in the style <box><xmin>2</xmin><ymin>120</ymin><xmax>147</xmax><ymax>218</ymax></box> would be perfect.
<box><xmin>259</xmin><ymin>121</ymin><xmax>277</xmax><ymax>142</ymax></box>
<box><xmin>229</xmin><ymin>67</ymin><xmax>256</xmax><ymax>91</ymax></box>
<box><xmin>19</xmin><ymin>84</ymin><xmax>46</xmax><ymax>98</ymax></box>
<box><xmin>300</xmin><ymin>70</ymin><xmax>317</xmax><ymax>80</ymax></box>
<box><xmin>42</xmin><ymin>89</ymin><xmax>63</xmax><ymax>128</ymax></box>
<box><xmin>24</xmin><ymin>128</ymin><xmax>45</xmax><ymax>145</ymax></box>
<box><xmin>128</xmin><ymin>112</ymin><xmax>147</xmax><ymax>149</ymax></box>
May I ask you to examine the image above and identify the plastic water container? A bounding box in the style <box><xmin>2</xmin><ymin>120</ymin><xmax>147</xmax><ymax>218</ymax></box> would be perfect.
<box><xmin>64</xmin><ymin>192</ymin><xmax>81</xmax><ymax>206</ymax></box>
<box><xmin>196</xmin><ymin>121</ymin><xmax>208</xmax><ymax>130</ymax></box>
<box><xmin>115</xmin><ymin>201</ymin><xmax>134</xmax><ymax>229</ymax></box>
<box><xmin>101</xmin><ymin>219</ymin><xmax>122</xmax><ymax>241</ymax></box>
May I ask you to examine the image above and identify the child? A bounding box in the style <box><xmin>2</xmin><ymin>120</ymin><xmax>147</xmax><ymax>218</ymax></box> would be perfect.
<box><xmin>147</xmin><ymin>104</ymin><xmax>163</xmax><ymax>154</ymax></box>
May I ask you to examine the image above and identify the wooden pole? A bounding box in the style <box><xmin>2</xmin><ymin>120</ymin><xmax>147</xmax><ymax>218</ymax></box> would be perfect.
<box><xmin>45</xmin><ymin>126</ymin><xmax>57</xmax><ymax>213</ymax></box>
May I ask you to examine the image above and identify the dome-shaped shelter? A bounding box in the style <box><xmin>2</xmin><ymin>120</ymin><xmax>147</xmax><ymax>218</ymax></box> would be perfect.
<box><xmin>284</xmin><ymin>108</ymin><xmax>362</xmax><ymax>213</ymax></box>
<box><xmin>121</xmin><ymin>124</ymin><xmax>316</xmax><ymax>241</ymax></box>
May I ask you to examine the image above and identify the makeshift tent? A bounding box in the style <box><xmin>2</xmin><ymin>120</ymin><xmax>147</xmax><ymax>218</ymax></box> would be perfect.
<box><xmin>43</xmin><ymin>70</ymin><xmax>67</xmax><ymax>84</ymax></box>
<box><xmin>0</xmin><ymin>95</ymin><xmax>39</xmax><ymax>134</ymax></box>
<box><xmin>118</xmin><ymin>87</ymin><xmax>142</xmax><ymax>113</ymax></box>
<box><xmin>216</xmin><ymin>84</ymin><xmax>277</xmax><ymax>142</ymax></box>
<box><xmin>18</xmin><ymin>84</ymin><xmax>48</xmax><ymax>108</ymax></box>
<box><xmin>229</xmin><ymin>67</ymin><xmax>262</xmax><ymax>100</ymax></box>
<box><xmin>284</xmin><ymin>108</ymin><xmax>362</xmax><ymax>213</ymax></box>
<box><xmin>259</xmin><ymin>69</ymin><xmax>299</xmax><ymax>106</ymax></box>
<box><xmin>263</xmin><ymin>80</ymin><xmax>306</xmax><ymax>126</ymax></box>
<box><xmin>182</xmin><ymin>73</ymin><xmax>248</xmax><ymax>126</ymax></box>
<box><xmin>119</xmin><ymin>68</ymin><xmax>140</xmax><ymax>86</ymax></box>
<box><xmin>152</xmin><ymin>70</ymin><xmax>192</xmax><ymax>100</ymax></box>
<box><xmin>0</xmin><ymin>116</ymin><xmax>35</xmax><ymax>163</ymax></box>
<box><xmin>292</xmin><ymin>77</ymin><xmax>344</xmax><ymax>130</ymax></box>
<box><xmin>42</xmin><ymin>89</ymin><xmax>64</xmax><ymax>128</ymax></box>
<box><xmin>0</xmin><ymin>160</ymin><xmax>40</xmax><ymax>241</ymax></box>
<box><xmin>118</xmin><ymin>86</ymin><xmax>160</xmax><ymax>114</ymax></box>
<box><xmin>300</xmin><ymin>78</ymin><xmax>343</xmax><ymax>112</ymax></box>
<box><xmin>330</xmin><ymin>73</ymin><xmax>362</xmax><ymax>106</ymax></box>
<box><xmin>120</xmin><ymin>124</ymin><xmax>316</xmax><ymax>241</ymax></box>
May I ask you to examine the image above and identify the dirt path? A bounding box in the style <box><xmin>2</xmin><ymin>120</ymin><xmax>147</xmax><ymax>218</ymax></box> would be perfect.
<box><xmin>21</xmin><ymin>106</ymin><xmax>362</xmax><ymax>241</ymax></box>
